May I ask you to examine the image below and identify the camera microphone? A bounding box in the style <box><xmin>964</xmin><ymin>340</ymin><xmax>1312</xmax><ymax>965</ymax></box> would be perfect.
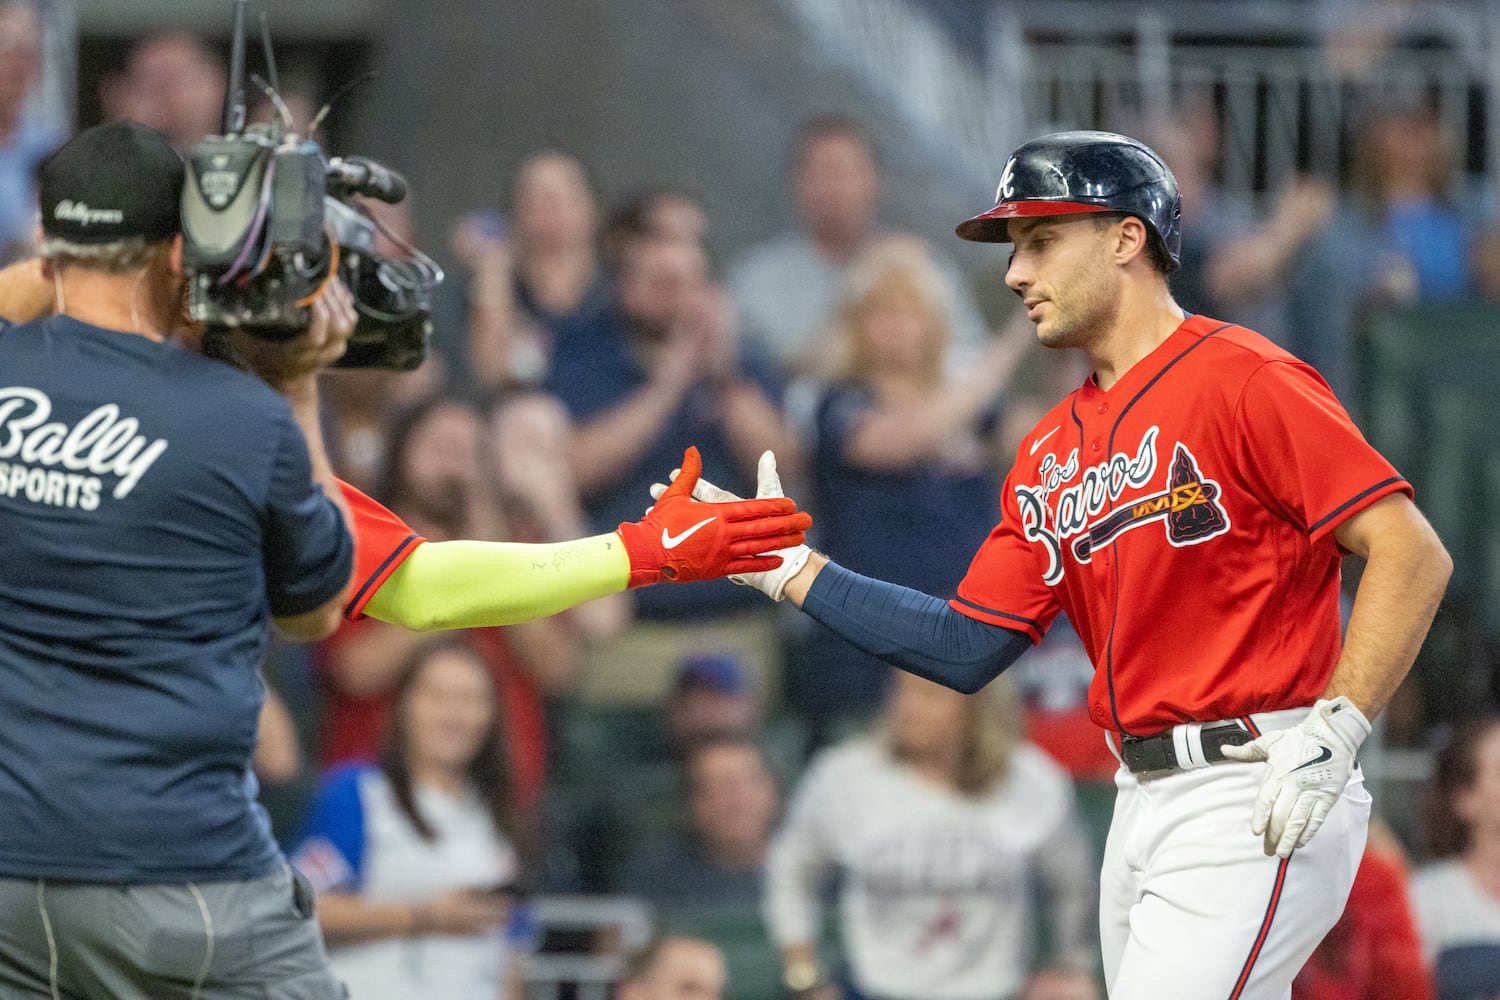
<box><xmin>327</xmin><ymin>156</ymin><xmax>408</xmax><ymax>204</ymax></box>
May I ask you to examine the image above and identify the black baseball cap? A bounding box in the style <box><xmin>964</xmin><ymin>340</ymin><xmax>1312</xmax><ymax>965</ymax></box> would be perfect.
<box><xmin>39</xmin><ymin>121</ymin><xmax>185</xmax><ymax>244</ymax></box>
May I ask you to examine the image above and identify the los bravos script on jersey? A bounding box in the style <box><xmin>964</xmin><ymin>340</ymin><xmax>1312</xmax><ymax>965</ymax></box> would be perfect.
<box><xmin>1017</xmin><ymin>425</ymin><xmax>1231</xmax><ymax>585</ymax></box>
<box><xmin>0</xmin><ymin>387</ymin><xmax>168</xmax><ymax>511</ymax></box>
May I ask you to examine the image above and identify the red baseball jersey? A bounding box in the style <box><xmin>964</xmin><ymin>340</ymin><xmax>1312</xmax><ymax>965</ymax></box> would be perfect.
<box><xmin>335</xmin><ymin>479</ymin><xmax>426</xmax><ymax>620</ymax></box>
<box><xmin>953</xmin><ymin>314</ymin><xmax>1410</xmax><ymax>736</ymax></box>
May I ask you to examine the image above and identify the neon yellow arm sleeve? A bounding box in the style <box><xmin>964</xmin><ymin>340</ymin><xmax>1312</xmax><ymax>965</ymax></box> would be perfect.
<box><xmin>362</xmin><ymin>532</ymin><xmax>629</xmax><ymax>631</ymax></box>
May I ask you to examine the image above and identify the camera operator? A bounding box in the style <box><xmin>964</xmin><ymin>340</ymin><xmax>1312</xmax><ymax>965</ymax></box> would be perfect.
<box><xmin>0</xmin><ymin>121</ymin><xmax>356</xmax><ymax>998</ymax></box>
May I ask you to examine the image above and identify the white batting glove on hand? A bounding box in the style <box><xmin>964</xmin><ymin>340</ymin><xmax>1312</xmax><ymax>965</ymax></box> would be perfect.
<box><xmin>650</xmin><ymin>450</ymin><xmax>811</xmax><ymax>601</ymax></box>
<box><xmin>1221</xmin><ymin>697</ymin><xmax>1371</xmax><ymax>858</ymax></box>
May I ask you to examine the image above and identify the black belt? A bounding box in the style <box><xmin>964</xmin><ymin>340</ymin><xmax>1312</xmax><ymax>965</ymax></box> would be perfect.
<box><xmin>1119</xmin><ymin>720</ymin><xmax>1255</xmax><ymax>776</ymax></box>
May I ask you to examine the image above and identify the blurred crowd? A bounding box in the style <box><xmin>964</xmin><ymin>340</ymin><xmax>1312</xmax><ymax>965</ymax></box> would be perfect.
<box><xmin>5</xmin><ymin>2</ymin><xmax>1500</xmax><ymax>998</ymax></box>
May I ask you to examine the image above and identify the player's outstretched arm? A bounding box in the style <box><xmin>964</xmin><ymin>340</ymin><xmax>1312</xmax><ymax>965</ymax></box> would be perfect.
<box><xmin>1224</xmin><ymin>493</ymin><xmax>1451</xmax><ymax>857</ymax></box>
<box><xmin>654</xmin><ymin>454</ymin><xmax>1033</xmax><ymax>693</ymax></box>
<box><xmin>363</xmin><ymin>446</ymin><xmax>811</xmax><ymax>631</ymax></box>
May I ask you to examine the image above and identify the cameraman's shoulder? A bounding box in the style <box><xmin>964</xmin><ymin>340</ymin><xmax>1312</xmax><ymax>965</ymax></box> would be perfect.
<box><xmin>167</xmin><ymin>345</ymin><xmax>296</xmax><ymax>417</ymax></box>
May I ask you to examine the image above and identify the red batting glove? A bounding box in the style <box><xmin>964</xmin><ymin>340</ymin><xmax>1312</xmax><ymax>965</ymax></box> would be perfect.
<box><xmin>615</xmin><ymin>447</ymin><xmax>812</xmax><ymax>588</ymax></box>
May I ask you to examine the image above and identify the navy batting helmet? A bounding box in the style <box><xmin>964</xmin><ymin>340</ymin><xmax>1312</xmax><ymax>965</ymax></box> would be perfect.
<box><xmin>955</xmin><ymin>130</ymin><xmax>1182</xmax><ymax>272</ymax></box>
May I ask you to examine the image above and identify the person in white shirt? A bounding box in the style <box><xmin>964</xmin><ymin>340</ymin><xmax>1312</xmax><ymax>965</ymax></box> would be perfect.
<box><xmin>727</xmin><ymin>114</ymin><xmax>989</xmax><ymax>384</ymax></box>
<box><xmin>1412</xmin><ymin>715</ymin><xmax>1500</xmax><ymax>1000</ymax></box>
<box><xmin>765</xmin><ymin>671</ymin><xmax>1099</xmax><ymax>1000</ymax></box>
<box><xmin>294</xmin><ymin>638</ymin><xmax>532</xmax><ymax>1000</ymax></box>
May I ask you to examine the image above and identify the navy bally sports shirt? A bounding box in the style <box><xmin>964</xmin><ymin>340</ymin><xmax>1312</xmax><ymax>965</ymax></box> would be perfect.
<box><xmin>0</xmin><ymin>315</ymin><xmax>353</xmax><ymax>882</ymax></box>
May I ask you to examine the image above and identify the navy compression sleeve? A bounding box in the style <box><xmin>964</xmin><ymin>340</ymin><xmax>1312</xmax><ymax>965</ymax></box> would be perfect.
<box><xmin>801</xmin><ymin>561</ymin><xmax>1033</xmax><ymax>694</ymax></box>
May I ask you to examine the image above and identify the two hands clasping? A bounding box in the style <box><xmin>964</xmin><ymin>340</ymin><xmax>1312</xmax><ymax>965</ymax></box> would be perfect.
<box><xmin>648</xmin><ymin>448</ymin><xmax>811</xmax><ymax>600</ymax></box>
<box><xmin>616</xmin><ymin>446</ymin><xmax>811</xmax><ymax>589</ymax></box>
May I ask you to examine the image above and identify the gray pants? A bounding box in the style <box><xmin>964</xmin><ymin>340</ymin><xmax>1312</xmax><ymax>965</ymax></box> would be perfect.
<box><xmin>0</xmin><ymin>863</ymin><xmax>347</xmax><ymax>999</ymax></box>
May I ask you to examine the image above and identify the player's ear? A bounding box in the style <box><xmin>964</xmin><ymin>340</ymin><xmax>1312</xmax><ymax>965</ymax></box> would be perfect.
<box><xmin>1114</xmin><ymin>215</ymin><xmax>1150</xmax><ymax>268</ymax></box>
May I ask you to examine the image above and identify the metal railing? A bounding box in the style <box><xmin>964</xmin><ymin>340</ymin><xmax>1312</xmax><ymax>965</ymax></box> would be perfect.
<box><xmin>778</xmin><ymin>0</ymin><xmax>1500</xmax><ymax>203</ymax></box>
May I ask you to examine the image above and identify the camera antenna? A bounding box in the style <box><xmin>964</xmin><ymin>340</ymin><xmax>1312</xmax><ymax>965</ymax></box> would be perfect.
<box><xmin>258</xmin><ymin>10</ymin><xmax>280</xmax><ymax>98</ymax></box>
<box><xmin>222</xmin><ymin>0</ymin><xmax>249</xmax><ymax>136</ymax></box>
<box><xmin>308</xmin><ymin>71</ymin><xmax>375</xmax><ymax>137</ymax></box>
<box><xmin>250</xmin><ymin>74</ymin><xmax>295</xmax><ymax>138</ymax></box>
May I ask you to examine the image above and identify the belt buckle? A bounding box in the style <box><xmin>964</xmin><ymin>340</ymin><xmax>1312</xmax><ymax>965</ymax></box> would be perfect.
<box><xmin>1120</xmin><ymin>733</ymin><xmax>1176</xmax><ymax>775</ymax></box>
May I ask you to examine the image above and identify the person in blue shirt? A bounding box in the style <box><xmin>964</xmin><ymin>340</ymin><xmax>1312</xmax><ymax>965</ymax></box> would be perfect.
<box><xmin>0</xmin><ymin>121</ymin><xmax>357</xmax><ymax>999</ymax></box>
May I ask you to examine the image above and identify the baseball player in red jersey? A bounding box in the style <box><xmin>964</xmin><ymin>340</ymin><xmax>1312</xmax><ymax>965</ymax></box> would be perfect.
<box><xmin>662</xmin><ymin>132</ymin><xmax>1451</xmax><ymax>1000</ymax></box>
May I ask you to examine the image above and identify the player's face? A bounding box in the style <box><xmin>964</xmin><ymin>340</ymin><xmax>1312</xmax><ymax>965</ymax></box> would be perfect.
<box><xmin>1004</xmin><ymin>215</ymin><xmax>1123</xmax><ymax>351</ymax></box>
<box><xmin>402</xmin><ymin>647</ymin><xmax>495</xmax><ymax>775</ymax></box>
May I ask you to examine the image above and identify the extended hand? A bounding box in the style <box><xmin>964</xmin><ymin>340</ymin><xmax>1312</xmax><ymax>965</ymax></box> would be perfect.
<box><xmin>650</xmin><ymin>450</ymin><xmax>812</xmax><ymax>600</ymax></box>
<box><xmin>618</xmin><ymin>446</ymin><xmax>811</xmax><ymax>588</ymax></box>
<box><xmin>1221</xmin><ymin>697</ymin><xmax>1371</xmax><ymax>857</ymax></box>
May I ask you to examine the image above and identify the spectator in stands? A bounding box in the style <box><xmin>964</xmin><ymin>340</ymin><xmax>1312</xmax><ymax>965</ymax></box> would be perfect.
<box><xmin>1413</xmin><ymin>715</ymin><xmax>1500</xmax><ymax>1000</ymax></box>
<box><xmin>794</xmin><ymin>237</ymin><xmax>1029</xmax><ymax>743</ymax></box>
<box><xmin>294</xmin><ymin>638</ymin><xmax>533</xmax><ymax>1000</ymax></box>
<box><xmin>562</xmin><ymin>653</ymin><xmax>766</xmax><ymax>894</ymax></box>
<box><xmin>112</xmin><ymin>32</ymin><xmax>225</xmax><ymax>154</ymax></box>
<box><xmin>1290</xmin><ymin>95</ymin><xmax>1475</xmax><ymax>399</ymax></box>
<box><xmin>604</xmin><ymin>185</ymin><xmax>712</xmax><ymax>268</ymax></box>
<box><xmin>617</xmin><ymin>935</ymin><xmax>727</xmax><ymax>1000</ymax></box>
<box><xmin>766</xmin><ymin>672</ymin><xmax>1099</xmax><ymax>1000</ymax></box>
<box><xmin>461</xmin><ymin>150</ymin><xmax>605</xmax><ymax>391</ymax></box>
<box><xmin>1292</xmin><ymin>818</ymin><xmax>1433</xmax><ymax>1000</ymax></box>
<box><xmin>728</xmin><ymin>113</ymin><xmax>988</xmax><ymax>382</ymax></box>
<box><xmin>623</xmin><ymin>732</ymin><xmax>779</xmax><ymax>910</ymax></box>
<box><xmin>623</xmin><ymin>732</ymin><xmax>785</xmax><ymax>1000</ymax></box>
<box><xmin>545</xmin><ymin>234</ymin><xmax>796</xmax><ymax>703</ymax></box>
<box><xmin>0</xmin><ymin>1</ymin><xmax>59</xmax><ymax>262</ymax></box>
<box><xmin>1145</xmin><ymin>99</ymin><xmax>1310</xmax><ymax>346</ymax></box>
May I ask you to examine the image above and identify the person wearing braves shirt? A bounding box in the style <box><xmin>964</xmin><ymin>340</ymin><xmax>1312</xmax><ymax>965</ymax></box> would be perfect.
<box><xmin>0</xmin><ymin>121</ymin><xmax>359</xmax><ymax>999</ymax></box>
<box><xmin>653</xmin><ymin>132</ymin><xmax>1452</xmax><ymax>1000</ymax></box>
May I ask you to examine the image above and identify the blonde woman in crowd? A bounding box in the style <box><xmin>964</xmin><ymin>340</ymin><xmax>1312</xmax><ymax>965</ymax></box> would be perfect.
<box><xmin>765</xmin><ymin>672</ymin><xmax>1099</xmax><ymax>1000</ymax></box>
<box><xmin>790</xmin><ymin>237</ymin><xmax>1030</xmax><ymax>741</ymax></box>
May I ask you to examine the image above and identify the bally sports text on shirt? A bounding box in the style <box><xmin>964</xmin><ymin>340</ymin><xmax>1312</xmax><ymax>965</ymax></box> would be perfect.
<box><xmin>0</xmin><ymin>387</ymin><xmax>167</xmax><ymax>510</ymax></box>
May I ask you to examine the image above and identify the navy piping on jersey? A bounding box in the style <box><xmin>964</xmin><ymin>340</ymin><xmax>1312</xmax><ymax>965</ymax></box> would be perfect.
<box><xmin>1228</xmin><ymin>855</ymin><xmax>1292</xmax><ymax>999</ymax></box>
<box><xmin>1308</xmin><ymin>476</ymin><xmax>1407</xmax><ymax>537</ymax></box>
<box><xmin>343</xmin><ymin>533</ymin><xmax>420</xmax><ymax>619</ymax></box>
<box><xmin>950</xmin><ymin>595</ymin><xmax>1042</xmax><ymax>633</ymax></box>
<box><xmin>1101</xmin><ymin>322</ymin><xmax>1233</xmax><ymax>737</ymax></box>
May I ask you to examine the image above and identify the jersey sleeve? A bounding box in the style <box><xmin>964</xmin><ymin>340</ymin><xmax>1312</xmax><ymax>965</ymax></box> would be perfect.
<box><xmin>336</xmin><ymin>479</ymin><xmax>426</xmax><ymax>621</ymax></box>
<box><xmin>1234</xmin><ymin>361</ymin><xmax>1411</xmax><ymax>545</ymax></box>
<box><xmin>262</xmin><ymin>412</ymin><xmax>355</xmax><ymax>617</ymax></box>
<box><xmin>950</xmin><ymin>464</ymin><xmax>1062</xmax><ymax>642</ymax></box>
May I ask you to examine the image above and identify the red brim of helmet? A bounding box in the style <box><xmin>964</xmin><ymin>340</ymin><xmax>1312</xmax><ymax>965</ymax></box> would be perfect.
<box><xmin>954</xmin><ymin>200</ymin><xmax>1113</xmax><ymax>243</ymax></box>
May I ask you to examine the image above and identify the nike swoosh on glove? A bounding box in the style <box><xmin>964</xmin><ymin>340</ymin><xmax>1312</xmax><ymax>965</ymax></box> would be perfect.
<box><xmin>617</xmin><ymin>446</ymin><xmax>812</xmax><ymax>588</ymax></box>
<box><xmin>1221</xmin><ymin>696</ymin><xmax>1371</xmax><ymax>857</ymax></box>
<box><xmin>650</xmin><ymin>450</ymin><xmax>811</xmax><ymax>601</ymax></box>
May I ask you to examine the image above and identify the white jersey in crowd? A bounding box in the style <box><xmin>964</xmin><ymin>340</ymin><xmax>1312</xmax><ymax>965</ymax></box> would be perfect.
<box><xmin>727</xmin><ymin>232</ymin><xmax>990</xmax><ymax>373</ymax></box>
<box><xmin>764</xmin><ymin>738</ymin><xmax>1096</xmax><ymax>1000</ymax></box>
<box><xmin>1410</xmin><ymin>859</ymin><xmax>1500</xmax><ymax>961</ymax></box>
<box><xmin>294</xmin><ymin>767</ymin><xmax>521</xmax><ymax>1000</ymax></box>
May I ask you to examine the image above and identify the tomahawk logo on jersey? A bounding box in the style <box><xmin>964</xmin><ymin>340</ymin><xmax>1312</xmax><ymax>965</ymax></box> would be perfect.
<box><xmin>951</xmin><ymin>314</ymin><xmax>1411</xmax><ymax>737</ymax></box>
<box><xmin>1015</xmin><ymin>426</ymin><xmax>1231</xmax><ymax>582</ymax></box>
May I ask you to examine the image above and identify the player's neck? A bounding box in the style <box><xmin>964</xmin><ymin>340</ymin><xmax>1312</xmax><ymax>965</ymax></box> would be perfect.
<box><xmin>1087</xmin><ymin>283</ymin><xmax>1185</xmax><ymax>392</ymax></box>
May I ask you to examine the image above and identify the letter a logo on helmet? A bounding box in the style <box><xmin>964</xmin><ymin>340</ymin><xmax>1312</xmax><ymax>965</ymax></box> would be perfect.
<box><xmin>996</xmin><ymin>156</ymin><xmax>1017</xmax><ymax>201</ymax></box>
<box><xmin>956</xmin><ymin>130</ymin><xmax>1183</xmax><ymax>273</ymax></box>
